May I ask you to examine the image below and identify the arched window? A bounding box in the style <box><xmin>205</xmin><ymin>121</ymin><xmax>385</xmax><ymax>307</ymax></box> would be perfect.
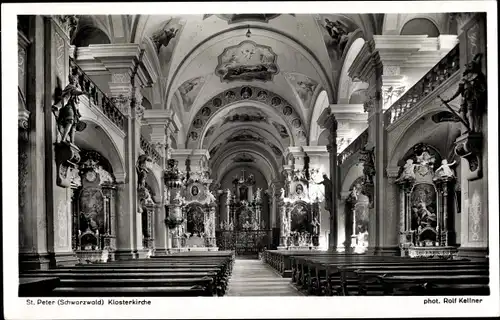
<box><xmin>72</xmin><ymin>26</ymin><xmax>111</xmax><ymax>47</ymax></box>
<box><xmin>401</xmin><ymin>18</ymin><xmax>440</xmax><ymax>37</ymax></box>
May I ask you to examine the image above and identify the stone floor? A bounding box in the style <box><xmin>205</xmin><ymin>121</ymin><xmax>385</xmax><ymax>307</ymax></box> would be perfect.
<box><xmin>226</xmin><ymin>259</ymin><xmax>303</xmax><ymax>296</ymax></box>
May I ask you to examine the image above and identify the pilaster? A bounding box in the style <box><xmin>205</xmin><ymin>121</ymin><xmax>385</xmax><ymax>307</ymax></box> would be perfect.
<box><xmin>453</xmin><ymin>13</ymin><xmax>488</xmax><ymax>259</ymax></box>
<box><xmin>43</xmin><ymin>17</ymin><xmax>79</xmax><ymax>267</ymax></box>
<box><xmin>18</xmin><ymin>16</ymin><xmax>51</xmax><ymax>270</ymax></box>
<box><xmin>318</xmin><ymin>108</ymin><xmax>339</xmax><ymax>251</ymax></box>
<box><xmin>349</xmin><ymin>39</ymin><xmax>385</xmax><ymax>254</ymax></box>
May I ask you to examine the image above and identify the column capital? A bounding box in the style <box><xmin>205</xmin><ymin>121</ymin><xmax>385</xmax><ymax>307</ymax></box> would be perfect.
<box><xmin>386</xmin><ymin>166</ymin><xmax>401</xmax><ymax>179</ymax></box>
<box><xmin>330</xmin><ymin>103</ymin><xmax>365</xmax><ymax>114</ymax></box>
<box><xmin>349</xmin><ymin>40</ymin><xmax>383</xmax><ymax>84</ymax></box>
<box><xmin>302</xmin><ymin>145</ymin><xmax>329</xmax><ymax>156</ymax></box>
<box><xmin>449</xmin><ymin>13</ymin><xmax>482</xmax><ymax>35</ymax></box>
<box><xmin>318</xmin><ymin>108</ymin><xmax>337</xmax><ymax>131</ymax></box>
<box><xmin>75</xmin><ymin>44</ymin><xmax>157</xmax><ymax>86</ymax></box>
<box><xmin>114</xmin><ymin>172</ymin><xmax>127</xmax><ymax>184</ymax></box>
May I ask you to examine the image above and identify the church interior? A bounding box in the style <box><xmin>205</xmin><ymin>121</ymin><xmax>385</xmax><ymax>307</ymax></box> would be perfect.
<box><xmin>16</xmin><ymin>12</ymin><xmax>491</xmax><ymax>297</ymax></box>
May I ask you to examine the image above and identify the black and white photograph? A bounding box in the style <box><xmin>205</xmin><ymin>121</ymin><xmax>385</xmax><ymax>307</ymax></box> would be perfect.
<box><xmin>2</xmin><ymin>1</ymin><xmax>499</xmax><ymax>319</ymax></box>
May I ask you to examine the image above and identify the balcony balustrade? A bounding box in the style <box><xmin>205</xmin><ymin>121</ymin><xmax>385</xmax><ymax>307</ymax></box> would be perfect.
<box><xmin>384</xmin><ymin>45</ymin><xmax>460</xmax><ymax>126</ymax></box>
<box><xmin>70</xmin><ymin>58</ymin><xmax>126</xmax><ymax>131</ymax></box>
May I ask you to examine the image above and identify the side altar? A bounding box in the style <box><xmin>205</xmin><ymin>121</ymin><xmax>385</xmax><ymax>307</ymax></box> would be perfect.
<box><xmin>277</xmin><ymin>163</ymin><xmax>323</xmax><ymax>251</ymax></box>
<box><xmin>395</xmin><ymin>143</ymin><xmax>458</xmax><ymax>259</ymax></box>
<box><xmin>163</xmin><ymin>155</ymin><xmax>218</xmax><ymax>253</ymax></box>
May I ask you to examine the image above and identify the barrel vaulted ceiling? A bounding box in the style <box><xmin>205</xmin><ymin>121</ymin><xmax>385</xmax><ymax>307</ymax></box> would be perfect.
<box><xmin>73</xmin><ymin>13</ymin><xmax>454</xmax><ymax>182</ymax></box>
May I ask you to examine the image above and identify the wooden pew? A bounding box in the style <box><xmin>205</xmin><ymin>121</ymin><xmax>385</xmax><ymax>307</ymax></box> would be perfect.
<box><xmin>19</xmin><ymin>277</ymin><xmax>60</xmax><ymax>297</ymax></box>
<box><xmin>21</xmin><ymin>251</ymin><xmax>235</xmax><ymax>297</ymax></box>
<box><xmin>297</xmin><ymin>257</ymin><xmax>484</xmax><ymax>295</ymax></box>
<box><xmin>287</xmin><ymin>254</ymin><xmax>489</xmax><ymax>296</ymax></box>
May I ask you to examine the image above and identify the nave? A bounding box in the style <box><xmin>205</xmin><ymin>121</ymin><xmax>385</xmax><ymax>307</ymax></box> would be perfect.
<box><xmin>226</xmin><ymin>259</ymin><xmax>302</xmax><ymax>296</ymax></box>
<box><xmin>20</xmin><ymin>249</ymin><xmax>489</xmax><ymax>297</ymax></box>
<box><xmin>14</xmin><ymin>10</ymin><xmax>493</xmax><ymax>302</ymax></box>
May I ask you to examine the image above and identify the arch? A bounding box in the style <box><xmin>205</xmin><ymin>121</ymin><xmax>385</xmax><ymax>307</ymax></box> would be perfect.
<box><xmin>72</xmin><ymin>20</ymin><xmax>111</xmax><ymax>47</ymax></box>
<box><xmin>186</xmin><ymin>89</ymin><xmax>308</xmax><ymax>148</ymax></box>
<box><xmin>145</xmin><ymin>169</ymin><xmax>161</xmax><ymax>201</ymax></box>
<box><xmin>211</xmin><ymin>145</ymin><xmax>280</xmax><ymax>184</ymax></box>
<box><xmin>387</xmin><ymin>98</ymin><xmax>462</xmax><ymax>167</ymax></box>
<box><xmin>317</xmin><ymin>129</ymin><xmax>329</xmax><ymax>146</ymax></box>
<box><xmin>388</xmin><ymin>116</ymin><xmax>462</xmax><ymax>169</ymax></box>
<box><xmin>309</xmin><ymin>90</ymin><xmax>329</xmax><ymax>146</ymax></box>
<box><xmin>341</xmin><ymin>162</ymin><xmax>364</xmax><ymax>193</ymax></box>
<box><xmin>337</xmin><ymin>37</ymin><xmax>366</xmax><ymax>103</ymax></box>
<box><xmin>142</xmin><ymin>96</ymin><xmax>153</xmax><ymax>110</ymax></box>
<box><xmin>401</xmin><ymin>18</ymin><xmax>440</xmax><ymax>37</ymax></box>
<box><xmin>166</xmin><ymin>24</ymin><xmax>335</xmax><ymax>111</ymax></box>
<box><xmin>218</xmin><ymin>162</ymin><xmax>270</xmax><ymax>186</ymax></box>
<box><xmin>349</xmin><ymin>89</ymin><xmax>368</xmax><ymax>104</ymax></box>
<box><xmin>75</xmin><ymin>118</ymin><xmax>126</xmax><ymax>181</ymax></box>
<box><xmin>206</xmin><ymin>124</ymin><xmax>286</xmax><ymax>155</ymax></box>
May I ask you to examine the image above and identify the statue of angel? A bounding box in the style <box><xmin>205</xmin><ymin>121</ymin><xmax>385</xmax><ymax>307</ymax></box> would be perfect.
<box><xmin>395</xmin><ymin>159</ymin><xmax>417</xmax><ymax>183</ymax></box>
<box><xmin>151</xmin><ymin>21</ymin><xmax>179</xmax><ymax>54</ymax></box>
<box><xmin>434</xmin><ymin>159</ymin><xmax>458</xmax><ymax>179</ymax></box>
<box><xmin>323</xmin><ymin>18</ymin><xmax>351</xmax><ymax>58</ymax></box>
<box><xmin>174</xmin><ymin>191</ymin><xmax>184</xmax><ymax>203</ymax></box>
<box><xmin>207</xmin><ymin>190</ymin><xmax>217</xmax><ymax>204</ymax></box>
<box><xmin>255</xmin><ymin>188</ymin><xmax>262</xmax><ymax>202</ymax></box>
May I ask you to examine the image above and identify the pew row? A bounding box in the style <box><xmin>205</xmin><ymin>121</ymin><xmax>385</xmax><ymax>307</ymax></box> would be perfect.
<box><xmin>20</xmin><ymin>251</ymin><xmax>235</xmax><ymax>297</ymax></box>
<box><xmin>286</xmin><ymin>254</ymin><xmax>489</xmax><ymax>296</ymax></box>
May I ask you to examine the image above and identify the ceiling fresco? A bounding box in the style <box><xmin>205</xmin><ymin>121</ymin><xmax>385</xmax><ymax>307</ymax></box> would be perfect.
<box><xmin>215</xmin><ymin>40</ymin><xmax>279</xmax><ymax>83</ymax></box>
<box><xmin>283</xmin><ymin>72</ymin><xmax>320</xmax><ymax>109</ymax></box>
<box><xmin>176</xmin><ymin>75</ymin><xmax>210</xmax><ymax>111</ymax></box>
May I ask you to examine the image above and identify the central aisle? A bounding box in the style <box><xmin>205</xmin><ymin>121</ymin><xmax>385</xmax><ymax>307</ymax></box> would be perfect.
<box><xmin>226</xmin><ymin>259</ymin><xmax>303</xmax><ymax>296</ymax></box>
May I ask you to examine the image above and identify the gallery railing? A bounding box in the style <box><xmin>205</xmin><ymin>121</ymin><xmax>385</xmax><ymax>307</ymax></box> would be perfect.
<box><xmin>216</xmin><ymin>230</ymin><xmax>272</xmax><ymax>255</ymax></box>
<box><xmin>338</xmin><ymin>129</ymin><xmax>369</xmax><ymax>165</ymax></box>
<box><xmin>140</xmin><ymin>134</ymin><xmax>162</xmax><ymax>165</ymax></box>
<box><xmin>69</xmin><ymin>58</ymin><xmax>126</xmax><ymax>131</ymax></box>
<box><xmin>384</xmin><ymin>44</ymin><xmax>460</xmax><ymax>126</ymax></box>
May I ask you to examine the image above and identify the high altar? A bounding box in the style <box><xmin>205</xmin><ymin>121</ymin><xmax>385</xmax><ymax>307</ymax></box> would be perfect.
<box><xmin>217</xmin><ymin>169</ymin><xmax>269</xmax><ymax>255</ymax></box>
<box><xmin>163</xmin><ymin>158</ymin><xmax>218</xmax><ymax>252</ymax></box>
<box><xmin>277</xmin><ymin>163</ymin><xmax>322</xmax><ymax>251</ymax></box>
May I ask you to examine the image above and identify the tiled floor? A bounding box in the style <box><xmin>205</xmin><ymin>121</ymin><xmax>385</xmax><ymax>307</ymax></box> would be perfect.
<box><xmin>226</xmin><ymin>259</ymin><xmax>303</xmax><ymax>296</ymax></box>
